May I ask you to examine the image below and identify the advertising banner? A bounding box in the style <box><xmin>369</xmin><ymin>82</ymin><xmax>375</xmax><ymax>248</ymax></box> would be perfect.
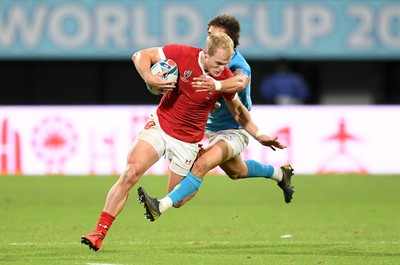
<box><xmin>1</xmin><ymin>105</ymin><xmax>399</xmax><ymax>175</ymax></box>
<box><xmin>1</xmin><ymin>0</ymin><xmax>399</xmax><ymax>59</ymax></box>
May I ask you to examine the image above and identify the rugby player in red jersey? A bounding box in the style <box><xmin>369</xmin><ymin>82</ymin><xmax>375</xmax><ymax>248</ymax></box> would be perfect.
<box><xmin>80</xmin><ymin>32</ymin><xmax>285</xmax><ymax>251</ymax></box>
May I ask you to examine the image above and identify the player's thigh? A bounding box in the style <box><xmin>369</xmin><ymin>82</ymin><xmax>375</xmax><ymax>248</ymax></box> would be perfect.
<box><xmin>126</xmin><ymin>139</ymin><xmax>160</xmax><ymax>176</ymax></box>
<box><xmin>132</xmin><ymin>124</ymin><xmax>165</xmax><ymax>176</ymax></box>
<box><xmin>202</xmin><ymin>130</ymin><xmax>249</xmax><ymax>178</ymax></box>
<box><xmin>206</xmin><ymin>129</ymin><xmax>249</xmax><ymax>158</ymax></box>
<box><xmin>191</xmin><ymin>140</ymin><xmax>233</xmax><ymax>177</ymax></box>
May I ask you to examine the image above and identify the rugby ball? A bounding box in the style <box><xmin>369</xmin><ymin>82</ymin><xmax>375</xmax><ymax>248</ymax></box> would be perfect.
<box><xmin>146</xmin><ymin>59</ymin><xmax>178</xmax><ymax>95</ymax></box>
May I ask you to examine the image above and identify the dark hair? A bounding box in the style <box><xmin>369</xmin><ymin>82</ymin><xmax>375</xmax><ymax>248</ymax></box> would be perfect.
<box><xmin>208</xmin><ymin>15</ymin><xmax>240</xmax><ymax>49</ymax></box>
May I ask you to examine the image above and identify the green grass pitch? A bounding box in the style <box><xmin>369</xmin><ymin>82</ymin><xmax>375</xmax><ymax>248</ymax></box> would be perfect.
<box><xmin>0</xmin><ymin>174</ymin><xmax>399</xmax><ymax>265</ymax></box>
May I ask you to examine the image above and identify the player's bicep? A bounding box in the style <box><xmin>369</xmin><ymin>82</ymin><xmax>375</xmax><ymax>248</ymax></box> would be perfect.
<box><xmin>232</xmin><ymin>68</ymin><xmax>250</xmax><ymax>88</ymax></box>
<box><xmin>140</xmin><ymin>47</ymin><xmax>162</xmax><ymax>64</ymax></box>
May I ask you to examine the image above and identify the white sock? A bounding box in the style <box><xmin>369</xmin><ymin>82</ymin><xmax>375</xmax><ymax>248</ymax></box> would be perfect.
<box><xmin>158</xmin><ymin>197</ymin><xmax>173</xmax><ymax>213</ymax></box>
<box><xmin>271</xmin><ymin>166</ymin><xmax>283</xmax><ymax>182</ymax></box>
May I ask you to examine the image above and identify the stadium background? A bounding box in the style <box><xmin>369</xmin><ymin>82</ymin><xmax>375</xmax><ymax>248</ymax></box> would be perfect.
<box><xmin>1</xmin><ymin>0</ymin><xmax>400</xmax><ymax>175</ymax></box>
<box><xmin>1</xmin><ymin>3</ymin><xmax>399</xmax><ymax>264</ymax></box>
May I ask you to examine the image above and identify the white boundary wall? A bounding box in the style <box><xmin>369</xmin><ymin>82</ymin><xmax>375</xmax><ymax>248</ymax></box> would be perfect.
<box><xmin>1</xmin><ymin>105</ymin><xmax>399</xmax><ymax>175</ymax></box>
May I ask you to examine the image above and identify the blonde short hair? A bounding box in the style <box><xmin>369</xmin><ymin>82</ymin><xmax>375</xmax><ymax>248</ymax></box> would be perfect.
<box><xmin>205</xmin><ymin>32</ymin><xmax>234</xmax><ymax>59</ymax></box>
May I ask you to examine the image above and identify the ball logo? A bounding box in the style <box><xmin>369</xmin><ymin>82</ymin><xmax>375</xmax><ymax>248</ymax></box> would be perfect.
<box><xmin>147</xmin><ymin>59</ymin><xmax>178</xmax><ymax>95</ymax></box>
<box><xmin>159</xmin><ymin>60</ymin><xmax>176</xmax><ymax>73</ymax></box>
<box><xmin>159</xmin><ymin>60</ymin><xmax>178</xmax><ymax>80</ymax></box>
<box><xmin>32</xmin><ymin>116</ymin><xmax>78</xmax><ymax>175</ymax></box>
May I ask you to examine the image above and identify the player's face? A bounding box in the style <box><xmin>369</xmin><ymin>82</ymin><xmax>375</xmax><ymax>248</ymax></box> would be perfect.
<box><xmin>204</xmin><ymin>49</ymin><xmax>230</xmax><ymax>77</ymax></box>
<box><xmin>206</xmin><ymin>26</ymin><xmax>230</xmax><ymax>76</ymax></box>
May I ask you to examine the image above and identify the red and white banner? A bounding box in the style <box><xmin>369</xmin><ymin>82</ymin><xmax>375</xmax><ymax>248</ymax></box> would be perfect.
<box><xmin>1</xmin><ymin>105</ymin><xmax>399</xmax><ymax>175</ymax></box>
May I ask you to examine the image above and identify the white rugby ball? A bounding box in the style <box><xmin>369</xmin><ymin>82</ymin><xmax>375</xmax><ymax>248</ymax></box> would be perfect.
<box><xmin>146</xmin><ymin>59</ymin><xmax>178</xmax><ymax>95</ymax></box>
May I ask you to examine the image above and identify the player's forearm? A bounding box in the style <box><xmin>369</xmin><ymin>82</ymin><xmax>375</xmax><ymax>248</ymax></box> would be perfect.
<box><xmin>192</xmin><ymin>73</ymin><xmax>248</xmax><ymax>93</ymax></box>
<box><xmin>235</xmin><ymin>107</ymin><xmax>259</xmax><ymax>138</ymax></box>
<box><xmin>219</xmin><ymin>74</ymin><xmax>247</xmax><ymax>93</ymax></box>
<box><xmin>228</xmin><ymin>100</ymin><xmax>259</xmax><ymax>138</ymax></box>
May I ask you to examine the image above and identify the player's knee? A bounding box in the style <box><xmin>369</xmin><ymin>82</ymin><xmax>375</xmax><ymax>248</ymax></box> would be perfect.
<box><xmin>191</xmin><ymin>157</ymin><xmax>209</xmax><ymax>176</ymax></box>
<box><xmin>121</xmin><ymin>164</ymin><xmax>141</xmax><ymax>187</ymax></box>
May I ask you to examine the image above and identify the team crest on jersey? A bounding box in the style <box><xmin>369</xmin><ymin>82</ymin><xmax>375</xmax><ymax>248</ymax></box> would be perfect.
<box><xmin>180</xmin><ymin>70</ymin><xmax>192</xmax><ymax>82</ymax></box>
<box><xmin>144</xmin><ymin>121</ymin><xmax>155</xmax><ymax>129</ymax></box>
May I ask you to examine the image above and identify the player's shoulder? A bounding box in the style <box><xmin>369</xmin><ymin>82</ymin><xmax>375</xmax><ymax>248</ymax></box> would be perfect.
<box><xmin>232</xmin><ymin>50</ymin><xmax>247</xmax><ymax>62</ymax></box>
<box><xmin>163</xmin><ymin>44</ymin><xmax>201</xmax><ymax>64</ymax></box>
<box><xmin>230</xmin><ymin>50</ymin><xmax>250</xmax><ymax>72</ymax></box>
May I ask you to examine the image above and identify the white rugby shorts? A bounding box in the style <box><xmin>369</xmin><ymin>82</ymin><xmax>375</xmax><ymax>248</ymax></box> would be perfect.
<box><xmin>205</xmin><ymin>129</ymin><xmax>249</xmax><ymax>159</ymax></box>
<box><xmin>137</xmin><ymin>113</ymin><xmax>200</xmax><ymax>176</ymax></box>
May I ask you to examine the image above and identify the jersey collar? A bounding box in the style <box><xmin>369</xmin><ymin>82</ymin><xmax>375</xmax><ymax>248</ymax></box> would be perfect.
<box><xmin>198</xmin><ymin>51</ymin><xmax>208</xmax><ymax>75</ymax></box>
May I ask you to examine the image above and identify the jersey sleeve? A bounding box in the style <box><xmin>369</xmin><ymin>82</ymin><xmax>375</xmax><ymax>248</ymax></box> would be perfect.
<box><xmin>231</xmin><ymin>66</ymin><xmax>250</xmax><ymax>78</ymax></box>
<box><xmin>229</xmin><ymin>51</ymin><xmax>251</xmax><ymax>77</ymax></box>
<box><xmin>162</xmin><ymin>44</ymin><xmax>184</xmax><ymax>61</ymax></box>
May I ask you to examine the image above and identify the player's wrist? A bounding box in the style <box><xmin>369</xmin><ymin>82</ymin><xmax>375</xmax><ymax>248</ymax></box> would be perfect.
<box><xmin>254</xmin><ymin>130</ymin><xmax>263</xmax><ymax>140</ymax></box>
<box><xmin>213</xmin><ymin>80</ymin><xmax>222</xmax><ymax>91</ymax></box>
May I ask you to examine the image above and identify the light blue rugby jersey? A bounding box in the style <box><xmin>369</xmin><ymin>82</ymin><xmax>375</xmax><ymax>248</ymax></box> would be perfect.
<box><xmin>206</xmin><ymin>50</ymin><xmax>252</xmax><ymax>131</ymax></box>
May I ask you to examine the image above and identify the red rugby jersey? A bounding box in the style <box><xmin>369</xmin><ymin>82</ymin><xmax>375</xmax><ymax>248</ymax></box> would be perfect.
<box><xmin>156</xmin><ymin>44</ymin><xmax>235</xmax><ymax>143</ymax></box>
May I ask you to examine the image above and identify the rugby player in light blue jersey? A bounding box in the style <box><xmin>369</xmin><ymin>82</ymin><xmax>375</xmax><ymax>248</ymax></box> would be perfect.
<box><xmin>138</xmin><ymin>15</ymin><xmax>295</xmax><ymax>222</ymax></box>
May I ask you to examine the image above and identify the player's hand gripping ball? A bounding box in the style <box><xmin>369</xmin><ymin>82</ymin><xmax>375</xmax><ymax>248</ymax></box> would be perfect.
<box><xmin>146</xmin><ymin>59</ymin><xmax>178</xmax><ymax>95</ymax></box>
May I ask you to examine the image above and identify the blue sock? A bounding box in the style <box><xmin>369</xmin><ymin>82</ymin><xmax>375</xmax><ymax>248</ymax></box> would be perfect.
<box><xmin>167</xmin><ymin>172</ymin><xmax>203</xmax><ymax>205</ymax></box>
<box><xmin>244</xmin><ymin>160</ymin><xmax>274</xmax><ymax>178</ymax></box>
